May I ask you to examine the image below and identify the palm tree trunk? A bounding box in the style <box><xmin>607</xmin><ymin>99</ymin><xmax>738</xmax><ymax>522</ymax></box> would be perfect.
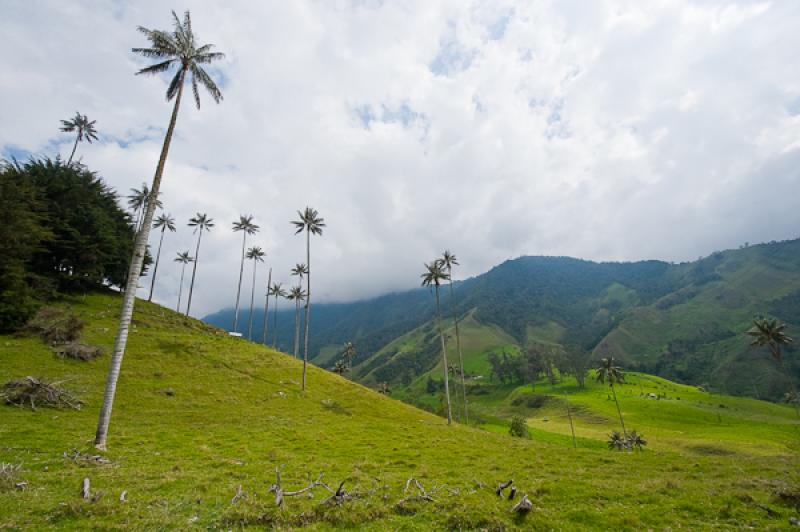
<box><xmin>302</xmin><ymin>230</ymin><xmax>311</xmax><ymax>391</ymax></box>
<box><xmin>272</xmin><ymin>294</ymin><xmax>280</xmax><ymax>349</ymax></box>
<box><xmin>261</xmin><ymin>268</ymin><xmax>271</xmax><ymax>344</ymax></box>
<box><xmin>176</xmin><ymin>263</ymin><xmax>186</xmax><ymax>313</ymax></box>
<box><xmin>447</xmin><ymin>275</ymin><xmax>468</xmax><ymax>424</ymax></box>
<box><xmin>564</xmin><ymin>391</ymin><xmax>577</xmax><ymax>448</ymax></box>
<box><xmin>435</xmin><ymin>285</ymin><xmax>452</xmax><ymax>425</ymax></box>
<box><xmin>67</xmin><ymin>135</ymin><xmax>79</xmax><ymax>165</ymax></box>
<box><xmin>232</xmin><ymin>233</ymin><xmax>247</xmax><ymax>332</ymax></box>
<box><xmin>611</xmin><ymin>383</ymin><xmax>627</xmax><ymax>439</ymax></box>
<box><xmin>247</xmin><ymin>260</ymin><xmax>257</xmax><ymax>340</ymax></box>
<box><xmin>147</xmin><ymin>227</ymin><xmax>166</xmax><ymax>302</ymax></box>
<box><xmin>293</xmin><ymin>297</ymin><xmax>301</xmax><ymax>358</ymax></box>
<box><xmin>185</xmin><ymin>228</ymin><xmax>203</xmax><ymax>316</ymax></box>
<box><xmin>778</xmin><ymin>358</ymin><xmax>800</xmax><ymax>418</ymax></box>
<box><xmin>94</xmin><ymin>73</ymin><xmax>185</xmax><ymax>450</ymax></box>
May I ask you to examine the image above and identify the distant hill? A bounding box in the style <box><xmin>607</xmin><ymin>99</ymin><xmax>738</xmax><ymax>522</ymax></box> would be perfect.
<box><xmin>204</xmin><ymin>238</ymin><xmax>800</xmax><ymax>401</ymax></box>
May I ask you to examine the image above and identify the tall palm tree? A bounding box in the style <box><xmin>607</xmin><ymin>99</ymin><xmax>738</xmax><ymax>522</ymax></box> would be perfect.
<box><xmin>231</xmin><ymin>215</ymin><xmax>259</xmax><ymax>333</ymax></box>
<box><xmin>185</xmin><ymin>213</ymin><xmax>214</xmax><ymax>316</ymax></box>
<box><xmin>245</xmin><ymin>246</ymin><xmax>265</xmax><ymax>340</ymax></box>
<box><xmin>268</xmin><ymin>282</ymin><xmax>287</xmax><ymax>349</ymax></box>
<box><xmin>261</xmin><ymin>267</ymin><xmax>272</xmax><ymax>345</ymax></box>
<box><xmin>596</xmin><ymin>357</ymin><xmax>627</xmax><ymax>439</ymax></box>
<box><xmin>292</xmin><ymin>208</ymin><xmax>325</xmax><ymax>391</ymax></box>
<box><xmin>440</xmin><ymin>250</ymin><xmax>468</xmax><ymax>424</ymax></box>
<box><xmin>147</xmin><ymin>213</ymin><xmax>176</xmax><ymax>302</ymax></box>
<box><xmin>289</xmin><ymin>263</ymin><xmax>308</xmax><ymax>355</ymax></box>
<box><xmin>95</xmin><ymin>10</ymin><xmax>224</xmax><ymax>450</ymax></box>
<box><xmin>60</xmin><ymin>112</ymin><xmax>98</xmax><ymax>165</ymax></box>
<box><xmin>422</xmin><ymin>260</ymin><xmax>453</xmax><ymax>425</ymax></box>
<box><xmin>174</xmin><ymin>251</ymin><xmax>193</xmax><ymax>312</ymax></box>
<box><xmin>287</xmin><ymin>286</ymin><xmax>306</xmax><ymax>358</ymax></box>
<box><xmin>747</xmin><ymin>317</ymin><xmax>798</xmax><ymax>417</ymax></box>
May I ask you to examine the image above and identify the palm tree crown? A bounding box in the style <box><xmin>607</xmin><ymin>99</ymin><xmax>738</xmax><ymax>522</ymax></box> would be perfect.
<box><xmin>291</xmin><ymin>263</ymin><xmax>309</xmax><ymax>280</ymax></box>
<box><xmin>268</xmin><ymin>282</ymin><xmax>288</xmax><ymax>299</ymax></box>
<box><xmin>60</xmin><ymin>112</ymin><xmax>99</xmax><ymax>142</ymax></box>
<box><xmin>596</xmin><ymin>357</ymin><xmax>625</xmax><ymax>385</ymax></box>
<box><xmin>188</xmin><ymin>212</ymin><xmax>214</xmax><ymax>233</ymax></box>
<box><xmin>233</xmin><ymin>214</ymin><xmax>259</xmax><ymax>236</ymax></box>
<box><xmin>287</xmin><ymin>286</ymin><xmax>306</xmax><ymax>301</ymax></box>
<box><xmin>246</xmin><ymin>246</ymin><xmax>265</xmax><ymax>263</ymax></box>
<box><xmin>440</xmin><ymin>250</ymin><xmax>459</xmax><ymax>270</ymax></box>
<box><xmin>175</xmin><ymin>251</ymin><xmax>193</xmax><ymax>264</ymax></box>
<box><xmin>292</xmin><ymin>207</ymin><xmax>326</xmax><ymax>236</ymax></box>
<box><xmin>421</xmin><ymin>260</ymin><xmax>450</xmax><ymax>288</ymax></box>
<box><xmin>153</xmin><ymin>213</ymin><xmax>176</xmax><ymax>232</ymax></box>
<box><xmin>132</xmin><ymin>10</ymin><xmax>224</xmax><ymax>109</ymax></box>
<box><xmin>747</xmin><ymin>317</ymin><xmax>793</xmax><ymax>362</ymax></box>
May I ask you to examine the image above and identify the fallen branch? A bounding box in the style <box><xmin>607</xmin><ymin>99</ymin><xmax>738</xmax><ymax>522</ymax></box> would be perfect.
<box><xmin>511</xmin><ymin>494</ymin><xmax>533</xmax><ymax>513</ymax></box>
<box><xmin>268</xmin><ymin>466</ymin><xmax>331</xmax><ymax>508</ymax></box>
<box><xmin>63</xmin><ymin>449</ymin><xmax>112</xmax><ymax>465</ymax></box>
<box><xmin>231</xmin><ymin>484</ymin><xmax>244</xmax><ymax>505</ymax></box>
<box><xmin>397</xmin><ymin>477</ymin><xmax>439</xmax><ymax>505</ymax></box>
<box><xmin>81</xmin><ymin>478</ymin><xmax>90</xmax><ymax>500</ymax></box>
<box><xmin>496</xmin><ymin>479</ymin><xmax>513</xmax><ymax>496</ymax></box>
<box><xmin>2</xmin><ymin>377</ymin><xmax>84</xmax><ymax>410</ymax></box>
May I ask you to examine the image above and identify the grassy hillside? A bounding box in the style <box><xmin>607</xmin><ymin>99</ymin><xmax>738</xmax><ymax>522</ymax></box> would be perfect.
<box><xmin>2</xmin><ymin>292</ymin><xmax>799</xmax><ymax>529</ymax></box>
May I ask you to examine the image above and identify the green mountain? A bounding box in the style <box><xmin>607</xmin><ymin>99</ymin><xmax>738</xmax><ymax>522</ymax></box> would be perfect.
<box><xmin>2</xmin><ymin>292</ymin><xmax>798</xmax><ymax>529</ymax></box>
<box><xmin>206</xmin><ymin>238</ymin><xmax>800</xmax><ymax>401</ymax></box>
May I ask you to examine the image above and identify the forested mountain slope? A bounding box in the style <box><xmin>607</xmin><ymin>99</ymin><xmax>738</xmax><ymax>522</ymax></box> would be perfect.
<box><xmin>204</xmin><ymin>239</ymin><xmax>800</xmax><ymax>400</ymax></box>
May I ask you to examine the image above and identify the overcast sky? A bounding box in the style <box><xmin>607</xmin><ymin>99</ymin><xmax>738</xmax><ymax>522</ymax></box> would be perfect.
<box><xmin>2</xmin><ymin>0</ymin><xmax>799</xmax><ymax>317</ymax></box>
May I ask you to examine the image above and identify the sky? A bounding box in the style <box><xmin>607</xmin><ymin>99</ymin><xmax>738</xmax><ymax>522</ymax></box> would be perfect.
<box><xmin>2</xmin><ymin>0</ymin><xmax>800</xmax><ymax>317</ymax></box>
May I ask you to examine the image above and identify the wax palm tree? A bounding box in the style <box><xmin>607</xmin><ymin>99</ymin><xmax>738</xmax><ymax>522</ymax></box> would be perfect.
<box><xmin>232</xmin><ymin>215</ymin><xmax>259</xmax><ymax>333</ymax></box>
<box><xmin>596</xmin><ymin>357</ymin><xmax>627</xmax><ymax>439</ymax></box>
<box><xmin>245</xmin><ymin>246</ymin><xmax>265</xmax><ymax>340</ymax></box>
<box><xmin>287</xmin><ymin>286</ymin><xmax>306</xmax><ymax>358</ymax></box>
<box><xmin>268</xmin><ymin>282</ymin><xmax>287</xmax><ymax>349</ymax></box>
<box><xmin>422</xmin><ymin>260</ymin><xmax>453</xmax><ymax>425</ymax></box>
<box><xmin>127</xmin><ymin>184</ymin><xmax>163</xmax><ymax>235</ymax></box>
<box><xmin>60</xmin><ymin>112</ymin><xmax>98</xmax><ymax>165</ymax></box>
<box><xmin>292</xmin><ymin>208</ymin><xmax>325</xmax><ymax>391</ymax></box>
<box><xmin>174</xmin><ymin>251</ymin><xmax>193</xmax><ymax>312</ymax></box>
<box><xmin>747</xmin><ymin>317</ymin><xmax>798</xmax><ymax>417</ymax></box>
<box><xmin>261</xmin><ymin>267</ymin><xmax>272</xmax><ymax>345</ymax></box>
<box><xmin>95</xmin><ymin>10</ymin><xmax>224</xmax><ymax>450</ymax></box>
<box><xmin>333</xmin><ymin>360</ymin><xmax>348</xmax><ymax>375</ymax></box>
<box><xmin>343</xmin><ymin>341</ymin><xmax>357</xmax><ymax>370</ymax></box>
<box><xmin>147</xmin><ymin>213</ymin><xmax>176</xmax><ymax>302</ymax></box>
<box><xmin>289</xmin><ymin>263</ymin><xmax>308</xmax><ymax>356</ymax></box>
<box><xmin>185</xmin><ymin>213</ymin><xmax>214</xmax><ymax>316</ymax></box>
<box><xmin>440</xmin><ymin>250</ymin><xmax>468</xmax><ymax>423</ymax></box>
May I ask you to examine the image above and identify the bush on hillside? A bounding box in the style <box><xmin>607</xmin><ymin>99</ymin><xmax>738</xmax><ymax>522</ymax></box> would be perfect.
<box><xmin>23</xmin><ymin>307</ymin><xmax>84</xmax><ymax>345</ymax></box>
<box><xmin>509</xmin><ymin>416</ymin><xmax>531</xmax><ymax>439</ymax></box>
<box><xmin>55</xmin><ymin>341</ymin><xmax>104</xmax><ymax>361</ymax></box>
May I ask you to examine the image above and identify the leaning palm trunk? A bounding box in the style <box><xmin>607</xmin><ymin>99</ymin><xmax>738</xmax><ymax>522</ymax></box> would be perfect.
<box><xmin>176</xmin><ymin>262</ymin><xmax>187</xmax><ymax>313</ymax></box>
<box><xmin>147</xmin><ymin>226</ymin><xmax>166</xmax><ymax>302</ymax></box>
<box><xmin>185</xmin><ymin>228</ymin><xmax>204</xmax><ymax>316</ymax></box>
<box><xmin>447</xmin><ymin>277</ymin><xmax>468</xmax><ymax>424</ymax></box>
<box><xmin>272</xmin><ymin>294</ymin><xmax>280</xmax><ymax>349</ymax></box>
<box><xmin>434</xmin><ymin>285</ymin><xmax>453</xmax><ymax>425</ymax></box>
<box><xmin>302</xmin><ymin>231</ymin><xmax>311</xmax><ymax>390</ymax></box>
<box><xmin>247</xmin><ymin>260</ymin><xmax>258</xmax><ymax>340</ymax></box>
<box><xmin>67</xmin><ymin>135</ymin><xmax>79</xmax><ymax>165</ymax></box>
<box><xmin>261</xmin><ymin>268</ymin><xmax>272</xmax><ymax>345</ymax></box>
<box><xmin>232</xmin><ymin>233</ymin><xmax>247</xmax><ymax>332</ymax></box>
<box><xmin>293</xmin><ymin>296</ymin><xmax>301</xmax><ymax>358</ymax></box>
<box><xmin>94</xmin><ymin>79</ymin><xmax>184</xmax><ymax>450</ymax></box>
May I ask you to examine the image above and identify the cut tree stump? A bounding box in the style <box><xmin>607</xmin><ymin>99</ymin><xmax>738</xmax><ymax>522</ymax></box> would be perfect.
<box><xmin>511</xmin><ymin>494</ymin><xmax>533</xmax><ymax>513</ymax></box>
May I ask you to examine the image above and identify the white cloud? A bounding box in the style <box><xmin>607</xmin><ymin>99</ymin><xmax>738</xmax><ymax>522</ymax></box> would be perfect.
<box><xmin>2</xmin><ymin>0</ymin><xmax>799</xmax><ymax>316</ymax></box>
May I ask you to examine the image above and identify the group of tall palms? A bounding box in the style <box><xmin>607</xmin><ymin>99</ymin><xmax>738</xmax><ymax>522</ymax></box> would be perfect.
<box><xmin>421</xmin><ymin>251</ymin><xmax>468</xmax><ymax>426</ymax></box>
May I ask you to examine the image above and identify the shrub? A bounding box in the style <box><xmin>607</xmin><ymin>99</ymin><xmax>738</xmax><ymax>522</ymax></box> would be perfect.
<box><xmin>23</xmin><ymin>306</ymin><xmax>84</xmax><ymax>345</ymax></box>
<box><xmin>509</xmin><ymin>416</ymin><xmax>531</xmax><ymax>438</ymax></box>
<box><xmin>55</xmin><ymin>342</ymin><xmax>103</xmax><ymax>361</ymax></box>
<box><xmin>608</xmin><ymin>430</ymin><xmax>648</xmax><ymax>451</ymax></box>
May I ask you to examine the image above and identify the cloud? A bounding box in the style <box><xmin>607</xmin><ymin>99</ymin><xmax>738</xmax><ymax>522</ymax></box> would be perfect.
<box><xmin>2</xmin><ymin>0</ymin><xmax>799</xmax><ymax>316</ymax></box>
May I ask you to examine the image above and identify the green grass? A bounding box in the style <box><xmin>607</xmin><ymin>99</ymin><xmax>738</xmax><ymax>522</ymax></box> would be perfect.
<box><xmin>1</xmin><ymin>292</ymin><xmax>799</xmax><ymax>529</ymax></box>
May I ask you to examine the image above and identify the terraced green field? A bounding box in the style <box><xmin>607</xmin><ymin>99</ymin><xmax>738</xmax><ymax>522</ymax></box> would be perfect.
<box><xmin>1</xmin><ymin>292</ymin><xmax>798</xmax><ymax>529</ymax></box>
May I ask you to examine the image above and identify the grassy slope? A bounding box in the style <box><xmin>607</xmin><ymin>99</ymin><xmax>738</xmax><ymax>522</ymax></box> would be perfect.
<box><xmin>1</xmin><ymin>293</ymin><xmax>799</xmax><ymax>530</ymax></box>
